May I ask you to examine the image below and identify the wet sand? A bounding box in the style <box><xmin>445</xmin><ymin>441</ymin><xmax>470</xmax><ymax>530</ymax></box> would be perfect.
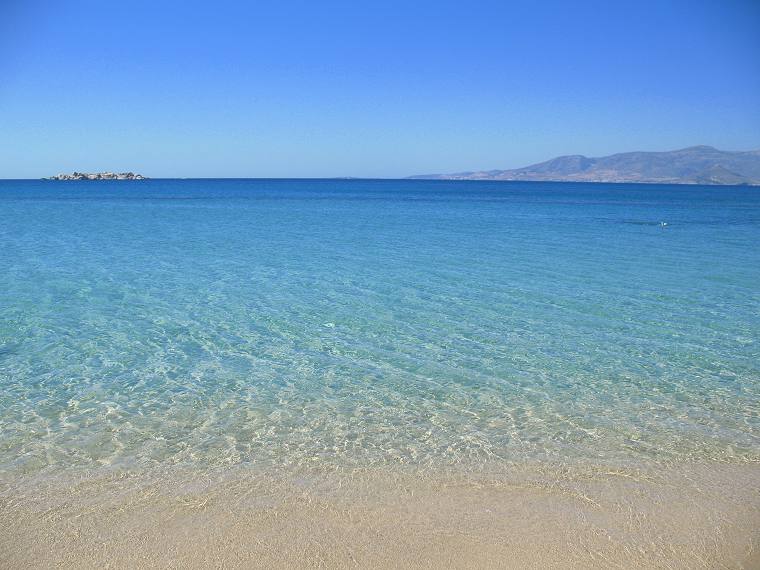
<box><xmin>1</xmin><ymin>461</ymin><xmax>759</xmax><ymax>569</ymax></box>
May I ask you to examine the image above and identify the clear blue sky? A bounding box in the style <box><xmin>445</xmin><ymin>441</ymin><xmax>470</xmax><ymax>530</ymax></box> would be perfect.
<box><xmin>1</xmin><ymin>0</ymin><xmax>758</xmax><ymax>178</ymax></box>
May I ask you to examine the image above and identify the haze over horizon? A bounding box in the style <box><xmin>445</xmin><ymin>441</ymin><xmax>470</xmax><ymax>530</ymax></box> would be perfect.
<box><xmin>1</xmin><ymin>0</ymin><xmax>759</xmax><ymax>179</ymax></box>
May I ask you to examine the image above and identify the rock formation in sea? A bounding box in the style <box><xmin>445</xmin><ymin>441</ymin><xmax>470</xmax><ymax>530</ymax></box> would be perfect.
<box><xmin>45</xmin><ymin>172</ymin><xmax>148</xmax><ymax>180</ymax></box>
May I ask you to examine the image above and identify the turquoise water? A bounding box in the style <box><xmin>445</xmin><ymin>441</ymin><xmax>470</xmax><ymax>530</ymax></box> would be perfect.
<box><xmin>1</xmin><ymin>179</ymin><xmax>759</xmax><ymax>473</ymax></box>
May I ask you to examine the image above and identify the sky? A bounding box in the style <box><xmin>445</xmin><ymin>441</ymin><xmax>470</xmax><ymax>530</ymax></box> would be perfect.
<box><xmin>0</xmin><ymin>0</ymin><xmax>758</xmax><ymax>178</ymax></box>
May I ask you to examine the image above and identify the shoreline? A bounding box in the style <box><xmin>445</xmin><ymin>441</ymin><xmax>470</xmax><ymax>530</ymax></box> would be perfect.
<box><xmin>2</xmin><ymin>460</ymin><xmax>758</xmax><ymax>569</ymax></box>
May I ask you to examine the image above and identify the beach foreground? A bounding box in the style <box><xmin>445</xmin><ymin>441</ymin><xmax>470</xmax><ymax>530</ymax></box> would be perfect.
<box><xmin>2</xmin><ymin>461</ymin><xmax>758</xmax><ymax>569</ymax></box>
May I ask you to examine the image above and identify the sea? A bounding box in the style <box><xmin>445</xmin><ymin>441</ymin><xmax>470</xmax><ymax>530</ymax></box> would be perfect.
<box><xmin>1</xmin><ymin>178</ymin><xmax>759</xmax><ymax>476</ymax></box>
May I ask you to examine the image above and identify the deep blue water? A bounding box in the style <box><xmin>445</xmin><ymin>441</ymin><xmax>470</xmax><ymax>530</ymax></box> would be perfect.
<box><xmin>1</xmin><ymin>179</ymin><xmax>759</xmax><ymax>473</ymax></box>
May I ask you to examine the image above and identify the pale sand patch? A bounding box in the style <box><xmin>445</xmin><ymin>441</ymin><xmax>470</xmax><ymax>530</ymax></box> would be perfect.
<box><xmin>1</xmin><ymin>462</ymin><xmax>759</xmax><ymax>569</ymax></box>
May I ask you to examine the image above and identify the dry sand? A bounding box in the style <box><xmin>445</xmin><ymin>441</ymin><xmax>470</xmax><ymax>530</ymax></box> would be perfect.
<box><xmin>1</xmin><ymin>461</ymin><xmax>759</xmax><ymax>569</ymax></box>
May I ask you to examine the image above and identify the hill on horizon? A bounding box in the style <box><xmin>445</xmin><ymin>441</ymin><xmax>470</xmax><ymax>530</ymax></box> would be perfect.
<box><xmin>409</xmin><ymin>146</ymin><xmax>760</xmax><ymax>185</ymax></box>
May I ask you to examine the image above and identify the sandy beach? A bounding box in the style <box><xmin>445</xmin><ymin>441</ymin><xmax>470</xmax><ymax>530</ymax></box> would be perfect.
<box><xmin>2</xmin><ymin>461</ymin><xmax>758</xmax><ymax>569</ymax></box>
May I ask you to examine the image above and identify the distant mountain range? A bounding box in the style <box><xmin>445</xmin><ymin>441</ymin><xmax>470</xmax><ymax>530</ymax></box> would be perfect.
<box><xmin>409</xmin><ymin>146</ymin><xmax>760</xmax><ymax>185</ymax></box>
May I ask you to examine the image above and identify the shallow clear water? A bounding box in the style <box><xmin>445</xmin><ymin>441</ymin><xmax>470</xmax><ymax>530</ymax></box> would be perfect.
<box><xmin>1</xmin><ymin>179</ymin><xmax>759</xmax><ymax>473</ymax></box>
